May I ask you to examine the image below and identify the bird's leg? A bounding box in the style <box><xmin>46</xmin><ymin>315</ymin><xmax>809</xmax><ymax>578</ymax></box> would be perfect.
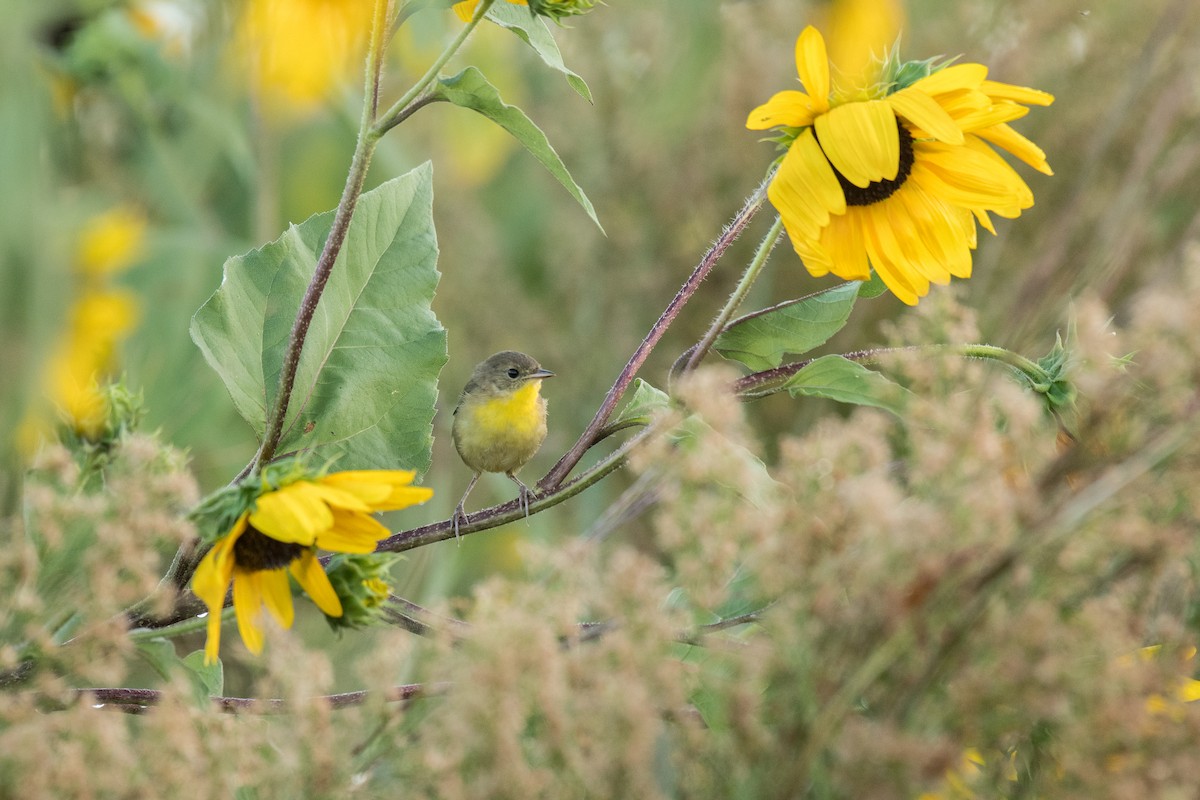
<box><xmin>506</xmin><ymin>471</ymin><xmax>536</xmax><ymax>521</ymax></box>
<box><xmin>453</xmin><ymin>471</ymin><xmax>481</xmax><ymax>542</ymax></box>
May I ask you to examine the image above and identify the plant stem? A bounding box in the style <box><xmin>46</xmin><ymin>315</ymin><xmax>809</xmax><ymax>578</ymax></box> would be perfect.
<box><xmin>80</xmin><ymin>682</ymin><xmax>444</xmax><ymax>715</ymax></box>
<box><xmin>250</xmin><ymin>0</ymin><xmax>394</xmax><ymax>472</ymax></box>
<box><xmin>374</xmin><ymin>0</ymin><xmax>494</xmax><ymax>136</ymax></box>
<box><xmin>128</xmin><ymin>607</ymin><xmax>231</xmax><ymax>642</ymax></box>
<box><xmin>539</xmin><ymin>177</ymin><xmax>771</xmax><ymax>490</ymax></box>
<box><xmin>684</xmin><ymin>214</ymin><xmax>784</xmax><ymax>372</ymax></box>
<box><xmin>955</xmin><ymin>343</ymin><xmax>1053</xmax><ymax>386</ymax></box>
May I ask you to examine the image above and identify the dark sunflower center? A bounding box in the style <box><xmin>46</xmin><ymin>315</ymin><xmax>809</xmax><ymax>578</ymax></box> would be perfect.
<box><xmin>815</xmin><ymin>122</ymin><xmax>915</xmax><ymax>207</ymax></box>
<box><xmin>232</xmin><ymin>523</ymin><xmax>304</xmax><ymax>571</ymax></box>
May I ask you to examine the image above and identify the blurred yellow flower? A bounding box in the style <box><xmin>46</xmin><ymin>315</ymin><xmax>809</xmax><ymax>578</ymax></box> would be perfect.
<box><xmin>43</xmin><ymin>290</ymin><xmax>140</xmax><ymax>440</ymax></box>
<box><xmin>191</xmin><ymin>469</ymin><xmax>433</xmax><ymax>663</ymax></box>
<box><xmin>75</xmin><ymin>205</ymin><xmax>147</xmax><ymax>279</ymax></box>
<box><xmin>820</xmin><ymin>0</ymin><xmax>905</xmax><ymax>86</ymax></box>
<box><xmin>234</xmin><ymin>0</ymin><xmax>373</xmax><ymax>110</ymax></box>
<box><xmin>748</xmin><ymin>26</ymin><xmax>1053</xmax><ymax>304</ymax></box>
<box><xmin>453</xmin><ymin>0</ymin><xmax>526</xmax><ymax>22</ymax></box>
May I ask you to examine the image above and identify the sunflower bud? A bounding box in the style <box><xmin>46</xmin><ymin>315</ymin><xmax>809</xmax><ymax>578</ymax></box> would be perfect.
<box><xmin>527</xmin><ymin>0</ymin><xmax>598</xmax><ymax>23</ymax></box>
<box><xmin>323</xmin><ymin>553</ymin><xmax>403</xmax><ymax>631</ymax></box>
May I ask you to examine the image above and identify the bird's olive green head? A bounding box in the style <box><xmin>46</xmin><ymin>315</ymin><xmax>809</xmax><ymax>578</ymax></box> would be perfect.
<box><xmin>462</xmin><ymin>351</ymin><xmax>554</xmax><ymax>397</ymax></box>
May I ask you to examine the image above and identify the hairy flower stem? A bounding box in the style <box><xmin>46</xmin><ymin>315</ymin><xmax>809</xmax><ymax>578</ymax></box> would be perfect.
<box><xmin>539</xmin><ymin>177</ymin><xmax>771</xmax><ymax>490</ymax></box>
<box><xmin>250</xmin><ymin>0</ymin><xmax>491</xmax><ymax>475</ymax></box>
<box><xmin>732</xmin><ymin>342</ymin><xmax>1053</xmax><ymax>399</ymax></box>
<box><xmin>684</xmin><ymin>214</ymin><xmax>784</xmax><ymax>372</ymax></box>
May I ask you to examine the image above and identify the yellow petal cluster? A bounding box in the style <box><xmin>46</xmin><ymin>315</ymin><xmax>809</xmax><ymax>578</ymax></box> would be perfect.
<box><xmin>748</xmin><ymin>26</ymin><xmax>1053</xmax><ymax>304</ymax></box>
<box><xmin>191</xmin><ymin>470</ymin><xmax>433</xmax><ymax>663</ymax></box>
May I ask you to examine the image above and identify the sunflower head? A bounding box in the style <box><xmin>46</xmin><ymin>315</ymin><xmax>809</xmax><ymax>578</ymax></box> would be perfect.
<box><xmin>747</xmin><ymin>26</ymin><xmax>1054</xmax><ymax>305</ymax></box>
<box><xmin>189</xmin><ymin>462</ymin><xmax>432</xmax><ymax>663</ymax></box>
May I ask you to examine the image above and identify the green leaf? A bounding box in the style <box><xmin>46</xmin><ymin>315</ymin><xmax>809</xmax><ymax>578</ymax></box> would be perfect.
<box><xmin>715</xmin><ymin>282</ymin><xmax>860</xmax><ymax>371</ymax></box>
<box><xmin>191</xmin><ymin>164</ymin><xmax>447</xmax><ymax>472</ymax></box>
<box><xmin>431</xmin><ymin>67</ymin><xmax>602</xmax><ymax>232</ymax></box>
<box><xmin>611</xmin><ymin>378</ymin><xmax>670</xmax><ymax>427</ymax></box>
<box><xmin>857</xmin><ymin>271</ymin><xmax>888</xmax><ymax>298</ymax></box>
<box><xmin>784</xmin><ymin>355</ymin><xmax>909</xmax><ymax>416</ymax></box>
<box><xmin>182</xmin><ymin>649</ymin><xmax>224</xmax><ymax>703</ymax></box>
<box><xmin>136</xmin><ymin>637</ymin><xmax>180</xmax><ymax>681</ymax></box>
<box><xmin>486</xmin><ymin>4</ymin><xmax>593</xmax><ymax>102</ymax></box>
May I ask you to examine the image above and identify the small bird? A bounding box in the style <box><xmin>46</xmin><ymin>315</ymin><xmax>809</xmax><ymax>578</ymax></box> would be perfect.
<box><xmin>451</xmin><ymin>351</ymin><xmax>554</xmax><ymax>539</ymax></box>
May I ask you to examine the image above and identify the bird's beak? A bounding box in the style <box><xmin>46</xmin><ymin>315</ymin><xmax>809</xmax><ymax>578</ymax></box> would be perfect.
<box><xmin>531</xmin><ymin>368</ymin><xmax>555</xmax><ymax>380</ymax></box>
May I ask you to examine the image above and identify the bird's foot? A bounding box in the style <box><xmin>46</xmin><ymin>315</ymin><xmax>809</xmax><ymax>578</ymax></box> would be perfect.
<box><xmin>452</xmin><ymin>503</ymin><xmax>469</xmax><ymax>542</ymax></box>
<box><xmin>516</xmin><ymin>481</ymin><xmax>536</xmax><ymax>522</ymax></box>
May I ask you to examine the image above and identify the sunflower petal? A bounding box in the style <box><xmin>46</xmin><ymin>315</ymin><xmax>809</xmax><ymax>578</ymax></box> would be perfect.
<box><xmin>259</xmin><ymin>568</ymin><xmax>295</xmax><ymax>629</ymax></box>
<box><xmin>956</xmin><ymin>101</ymin><xmax>1029</xmax><ymax>133</ymax></box>
<box><xmin>981</xmin><ymin>79</ymin><xmax>1054</xmax><ymax>107</ymax></box>
<box><xmin>861</xmin><ymin>204</ymin><xmax>925</xmax><ymax>305</ymax></box>
<box><xmin>886</xmin><ymin>88</ymin><xmax>964</xmax><ymax>144</ymax></box>
<box><xmin>232</xmin><ymin>571</ymin><xmax>265</xmax><ymax>655</ymax></box>
<box><xmin>818</xmin><ymin>210</ymin><xmax>871</xmax><ymax>281</ymax></box>
<box><xmin>769</xmin><ymin>128</ymin><xmax>846</xmax><ymax>240</ymax></box>
<box><xmin>795</xmin><ymin>26</ymin><xmax>831</xmax><ymax>113</ymax></box>
<box><xmin>974</xmin><ymin>123</ymin><xmax>1053</xmax><ymax>175</ymax></box>
<box><xmin>320</xmin><ymin>470</ymin><xmax>433</xmax><ymax>511</ymax></box>
<box><xmin>249</xmin><ymin>482</ymin><xmax>334</xmax><ymax>545</ymax></box>
<box><xmin>912</xmin><ymin>142</ymin><xmax>1033</xmax><ymax>211</ymax></box>
<box><xmin>191</xmin><ymin>517</ymin><xmax>244</xmax><ymax>609</ymax></box>
<box><xmin>315</xmin><ymin>509</ymin><xmax>390</xmax><ymax>553</ymax></box>
<box><xmin>746</xmin><ymin>90</ymin><xmax>819</xmax><ymax>130</ymax></box>
<box><xmin>912</xmin><ymin>63</ymin><xmax>989</xmax><ymax>97</ymax></box>
<box><xmin>814</xmin><ymin>100</ymin><xmax>898</xmax><ymax>186</ymax></box>
<box><xmin>203</xmin><ymin>609</ymin><xmax>223</xmax><ymax>665</ymax></box>
<box><xmin>290</xmin><ymin>550</ymin><xmax>343</xmax><ymax>618</ymax></box>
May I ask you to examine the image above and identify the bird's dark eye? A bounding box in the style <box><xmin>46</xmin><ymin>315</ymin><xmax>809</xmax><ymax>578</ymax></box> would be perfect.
<box><xmin>507</xmin><ymin>368</ymin><xmax>520</xmax><ymax>379</ymax></box>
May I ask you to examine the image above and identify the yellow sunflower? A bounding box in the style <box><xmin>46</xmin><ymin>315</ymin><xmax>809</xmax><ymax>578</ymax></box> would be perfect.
<box><xmin>191</xmin><ymin>469</ymin><xmax>432</xmax><ymax>663</ymax></box>
<box><xmin>748</xmin><ymin>26</ymin><xmax>1054</xmax><ymax>304</ymax></box>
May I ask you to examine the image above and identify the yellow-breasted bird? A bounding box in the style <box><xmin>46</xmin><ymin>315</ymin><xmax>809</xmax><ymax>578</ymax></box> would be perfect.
<box><xmin>451</xmin><ymin>351</ymin><xmax>554</xmax><ymax>539</ymax></box>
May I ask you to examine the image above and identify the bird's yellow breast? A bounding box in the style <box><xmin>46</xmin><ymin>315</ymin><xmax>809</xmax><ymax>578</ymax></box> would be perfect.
<box><xmin>453</xmin><ymin>381</ymin><xmax>548</xmax><ymax>474</ymax></box>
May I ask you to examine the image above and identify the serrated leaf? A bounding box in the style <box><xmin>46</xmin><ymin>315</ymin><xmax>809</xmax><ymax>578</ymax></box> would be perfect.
<box><xmin>784</xmin><ymin>355</ymin><xmax>909</xmax><ymax>416</ymax></box>
<box><xmin>486</xmin><ymin>4</ymin><xmax>593</xmax><ymax>102</ymax></box>
<box><xmin>431</xmin><ymin>67</ymin><xmax>602</xmax><ymax>232</ymax></box>
<box><xmin>191</xmin><ymin>164</ymin><xmax>447</xmax><ymax>472</ymax></box>
<box><xmin>715</xmin><ymin>282</ymin><xmax>860</xmax><ymax>371</ymax></box>
<box><xmin>611</xmin><ymin>378</ymin><xmax>670</xmax><ymax>427</ymax></box>
<box><xmin>182</xmin><ymin>649</ymin><xmax>224</xmax><ymax>702</ymax></box>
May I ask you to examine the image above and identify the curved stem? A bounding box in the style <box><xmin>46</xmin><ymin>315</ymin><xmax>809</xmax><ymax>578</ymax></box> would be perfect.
<box><xmin>539</xmin><ymin>177</ymin><xmax>771</xmax><ymax>491</ymax></box>
<box><xmin>374</xmin><ymin>0</ymin><xmax>493</xmax><ymax>136</ymax></box>
<box><xmin>955</xmin><ymin>343</ymin><xmax>1053</xmax><ymax>386</ymax></box>
<box><xmin>684</xmin><ymin>214</ymin><xmax>784</xmax><ymax>372</ymax></box>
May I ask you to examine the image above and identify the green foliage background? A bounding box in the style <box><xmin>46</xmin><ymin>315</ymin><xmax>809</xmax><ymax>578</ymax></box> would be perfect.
<box><xmin>3</xmin><ymin>1</ymin><xmax>1200</xmax><ymax>795</ymax></box>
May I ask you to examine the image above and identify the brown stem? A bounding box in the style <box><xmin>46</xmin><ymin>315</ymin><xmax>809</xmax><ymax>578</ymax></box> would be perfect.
<box><xmin>80</xmin><ymin>682</ymin><xmax>444</xmax><ymax>715</ymax></box>
<box><xmin>538</xmin><ymin>178</ymin><xmax>770</xmax><ymax>490</ymax></box>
